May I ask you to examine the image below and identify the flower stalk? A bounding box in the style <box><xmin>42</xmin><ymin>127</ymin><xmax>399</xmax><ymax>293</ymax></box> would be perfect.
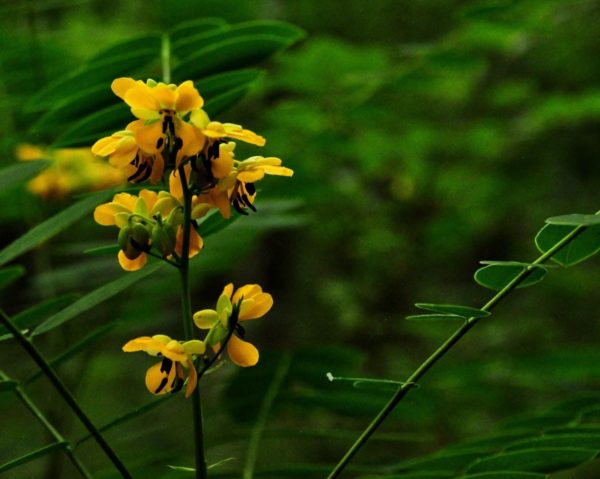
<box><xmin>327</xmin><ymin>224</ymin><xmax>587</xmax><ymax>478</ymax></box>
<box><xmin>177</xmin><ymin>165</ymin><xmax>208</xmax><ymax>478</ymax></box>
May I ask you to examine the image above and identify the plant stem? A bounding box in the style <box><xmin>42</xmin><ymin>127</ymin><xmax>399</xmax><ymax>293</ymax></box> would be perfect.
<box><xmin>243</xmin><ymin>352</ymin><xmax>292</xmax><ymax>479</ymax></box>
<box><xmin>0</xmin><ymin>369</ymin><xmax>92</xmax><ymax>478</ymax></box>
<box><xmin>178</xmin><ymin>165</ymin><xmax>208</xmax><ymax>479</ymax></box>
<box><xmin>327</xmin><ymin>224</ymin><xmax>586</xmax><ymax>478</ymax></box>
<box><xmin>161</xmin><ymin>33</ymin><xmax>171</xmax><ymax>84</ymax></box>
<box><xmin>0</xmin><ymin>310</ymin><xmax>132</xmax><ymax>478</ymax></box>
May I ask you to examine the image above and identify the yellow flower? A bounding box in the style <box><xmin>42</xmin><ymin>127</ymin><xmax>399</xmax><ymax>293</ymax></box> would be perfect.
<box><xmin>122</xmin><ymin>335</ymin><xmax>205</xmax><ymax>398</ymax></box>
<box><xmin>229</xmin><ymin>156</ymin><xmax>294</xmax><ymax>215</ymax></box>
<box><xmin>16</xmin><ymin>144</ymin><xmax>126</xmax><ymax>198</ymax></box>
<box><xmin>93</xmin><ymin>187</ymin><xmax>203</xmax><ymax>271</ymax></box>
<box><xmin>193</xmin><ymin>283</ymin><xmax>273</xmax><ymax>367</ymax></box>
<box><xmin>112</xmin><ymin>78</ymin><xmax>205</xmax><ymax>166</ymax></box>
<box><xmin>91</xmin><ymin>122</ymin><xmax>164</xmax><ymax>184</ymax></box>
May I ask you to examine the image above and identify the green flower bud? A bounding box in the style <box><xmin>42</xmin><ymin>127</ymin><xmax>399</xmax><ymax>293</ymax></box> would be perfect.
<box><xmin>131</xmin><ymin>223</ymin><xmax>150</xmax><ymax>250</ymax></box>
<box><xmin>118</xmin><ymin>226</ymin><xmax>143</xmax><ymax>260</ymax></box>
<box><xmin>151</xmin><ymin>223</ymin><xmax>175</xmax><ymax>256</ymax></box>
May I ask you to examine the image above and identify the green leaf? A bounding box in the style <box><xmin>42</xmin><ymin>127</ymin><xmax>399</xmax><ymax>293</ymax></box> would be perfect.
<box><xmin>27</xmin><ymin>324</ymin><xmax>115</xmax><ymax>383</ymax></box>
<box><xmin>405</xmin><ymin>314</ymin><xmax>465</xmax><ymax>321</ymax></box>
<box><xmin>414</xmin><ymin>303</ymin><xmax>490</xmax><ymax>318</ymax></box>
<box><xmin>172</xmin><ymin>34</ymin><xmax>297</xmax><ymax>81</ymax></box>
<box><xmin>535</xmin><ymin>223</ymin><xmax>600</xmax><ymax>267</ymax></box>
<box><xmin>26</xmin><ymin>51</ymin><xmax>157</xmax><ymax>112</ymax></box>
<box><xmin>0</xmin><ymin>190</ymin><xmax>113</xmax><ymax>267</ymax></box>
<box><xmin>402</xmin><ymin>449</ymin><xmax>492</xmax><ymax>473</ymax></box>
<box><xmin>0</xmin><ymin>380</ymin><xmax>18</xmax><ymax>392</ymax></box>
<box><xmin>545</xmin><ymin>213</ymin><xmax>600</xmax><ymax>226</ymax></box>
<box><xmin>76</xmin><ymin>395</ymin><xmax>173</xmax><ymax>445</ymax></box>
<box><xmin>169</xmin><ymin>17</ymin><xmax>228</xmax><ymax>44</ymax></box>
<box><xmin>204</xmin><ymin>84</ymin><xmax>254</xmax><ymax>117</ymax></box>
<box><xmin>0</xmin><ymin>294</ymin><xmax>78</xmax><ymax>341</ymax></box>
<box><xmin>0</xmin><ymin>442</ymin><xmax>67</xmax><ymax>474</ymax></box>
<box><xmin>32</xmin><ymin>262</ymin><xmax>163</xmax><ymax>336</ymax></box>
<box><xmin>197</xmin><ymin>209</ymin><xmax>241</xmax><ymax>237</ymax></box>
<box><xmin>196</xmin><ymin>69</ymin><xmax>263</xmax><ymax>98</ymax></box>
<box><xmin>465</xmin><ymin>448</ymin><xmax>598</xmax><ymax>474</ymax></box>
<box><xmin>52</xmin><ymin>103</ymin><xmax>131</xmax><ymax>148</ymax></box>
<box><xmin>0</xmin><ymin>265</ymin><xmax>25</xmax><ymax>290</ymax></box>
<box><xmin>460</xmin><ymin>473</ymin><xmax>547</xmax><ymax>479</ymax></box>
<box><xmin>0</xmin><ymin>160</ymin><xmax>51</xmax><ymax>190</ymax></box>
<box><xmin>87</xmin><ymin>33</ymin><xmax>161</xmax><ymax>64</ymax></box>
<box><xmin>505</xmin><ymin>434</ymin><xmax>600</xmax><ymax>451</ymax></box>
<box><xmin>84</xmin><ymin>245</ymin><xmax>120</xmax><ymax>256</ymax></box>
<box><xmin>173</xmin><ymin>20</ymin><xmax>304</xmax><ymax>58</ymax></box>
<box><xmin>30</xmin><ymin>84</ymin><xmax>115</xmax><ymax>135</ymax></box>
<box><xmin>474</xmin><ymin>264</ymin><xmax>547</xmax><ymax>290</ymax></box>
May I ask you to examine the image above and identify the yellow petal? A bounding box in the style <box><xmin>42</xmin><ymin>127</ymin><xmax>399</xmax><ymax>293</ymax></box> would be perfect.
<box><xmin>112</xmin><ymin>192</ymin><xmax>137</xmax><ymax>210</ymax></box>
<box><xmin>93</xmin><ymin>203</ymin><xmax>130</xmax><ymax>226</ymax></box>
<box><xmin>193</xmin><ymin>309</ymin><xmax>219</xmax><ymax>329</ymax></box>
<box><xmin>239</xmin><ymin>293</ymin><xmax>273</xmax><ymax>320</ymax></box>
<box><xmin>227</xmin><ymin>335</ymin><xmax>259</xmax><ymax>367</ymax></box>
<box><xmin>262</xmin><ymin>165</ymin><xmax>294</xmax><ymax>177</ymax></box>
<box><xmin>149</xmin><ymin>155</ymin><xmax>165</xmax><ymax>184</ymax></box>
<box><xmin>112</xmin><ymin>77</ymin><xmax>140</xmax><ymax>100</ymax></box>
<box><xmin>212</xmin><ymin>143</ymin><xmax>234</xmax><ymax>179</ymax></box>
<box><xmin>188</xmin><ymin>228</ymin><xmax>203</xmax><ymax>258</ymax></box>
<box><xmin>183</xmin><ymin>340</ymin><xmax>206</xmax><ymax>355</ymax></box>
<box><xmin>232</xmin><ymin>284</ymin><xmax>262</xmax><ymax>304</ymax></box>
<box><xmin>176</xmin><ymin>81</ymin><xmax>204</xmax><ymax>113</ymax></box>
<box><xmin>134</xmin><ymin>121</ymin><xmax>163</xmax><ymax>154</ymax></box>
<box><xmin>152</xmin><ymin>83</ymin><xmax>177</xmax><ymax>109</ymax></box>
<box><xmin>118</xmin><ymin>251</ymin><xmax>147</xmax><ymax>271</ymax></box>
<box><xmin>92</xmin><ymin>135</ymin><xmax>118</xmax><ymax>156</ymax></box>
<box><xmin>122</xmin><ymin>336</ymin><xmax>154</xmax><ymax>352</ymax></box>
<box><xmin>109</xmin><ymin>142</ymin><xmax>138</xmax><ymax>168</ymax></box>
<box><xmin>176</xmin><ymin>120</ymin><xmax>205</xmax><ymax>163</ymax></box>
<box><xmin>124</xmin><ymin>84</ymin><xmax>160</xmax><ymax>111</ymax></box>
<box><xmin>237</xmin><ymin>170</ymin><xmax>265</xmax><ymax>183</ymax></box>
<box><xmin>139</xmin><ymin>189</ymin><xmax>158</xmax><ymax>213</ymax></box>
<box><xmin>223</xmin><ymin>283</ymin><xmax>234</xmax><ymax>299</ymax></box>
<box><xmin>185</xmin><ymin>359</ymin><xmax>198</xmax><ymax>398</ymax></box>
<box><xmin>145</xmin><ymin>361</ymin><xmax>175</xmax><ymax>395</ymax></box>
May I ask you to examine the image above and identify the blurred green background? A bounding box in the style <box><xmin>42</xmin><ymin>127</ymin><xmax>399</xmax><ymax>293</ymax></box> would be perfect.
<box><xmin>1</xmin><ymin>0</ymin><xmax>600</xmax><ymax>478</ymax></box>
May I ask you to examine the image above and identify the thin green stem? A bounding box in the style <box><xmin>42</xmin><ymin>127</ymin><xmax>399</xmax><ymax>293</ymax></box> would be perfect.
<box><xmin>327</xmin><ymin>224</ymin><xmax>587</xmax><ymax>478</ymax></box>
<box><xmin>161</xmin><ymin>33</ymin><xmax>171</xmax><ymax>84</ymax></box>
<box><xmin>0</xmin><ymin>310</ymin><xmax>132</xmax><ymax>478</ymax></box>
<box><xmin>178</xmin><ymin>165</ymin><xmax>208</xmax><ymax>479</ymax></box>
<box><xmin>0</xmin><ymin>369</ymin><xmax>91</xmax><ymax>478</ymax></box>
<box><xmin>243</xmin><ymin>353</ymin><xmax>292</xmax><ymax>479</ymax></box>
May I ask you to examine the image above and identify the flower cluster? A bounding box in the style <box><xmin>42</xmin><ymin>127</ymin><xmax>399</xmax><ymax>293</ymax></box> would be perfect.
<box><xmin>91</xmin><ymin>77</ymin><xmax>285</xmax><ymax>397</ymax></box>
<box><xmin>17</xmin><ymin>144</ymin><xmax>126</xmax><ymax>198</ymax></box>
<box><xmin>93</xmin><ymin>78</ymin><xmax>292</xmax><ymax>271</ymax></box>
<box><xmin>124</xmin><ymin>284</ymin><xmax>273</xmax><ymax>396</ymax></box>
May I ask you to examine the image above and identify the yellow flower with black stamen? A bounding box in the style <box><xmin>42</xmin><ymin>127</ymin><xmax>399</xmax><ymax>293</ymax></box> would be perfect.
<box><xmin>91</xmin><ymin>122</ymin><xmax>164</xmax><ymax>184</ymax></box>
<box><xmin>228</xmin><ymin>156</ymin><xmax>294</xmax><ymax>216</ymax></box>
<box><xmin>93</xmin><ymin>186</ymin><xmax>203</xmax><ymax>271</ymax></box>
<box><xmin>193</xmin><ymin>283</ymin><xmax>273</xmax><ymax>367</ymax></box>
<box><xmin>122</xmin><ymin>335</ymin><xmax>205</xmax><ymax>398</ymax></box>
<box><xmin>112</xmin><ymin>77</ymin><xmax>206</xmax><ymax>166</ymax></box>
<box><xmin>190</xmin><ymin>109</ymin><xmax>266</xmax><ymax>147</ymax></box>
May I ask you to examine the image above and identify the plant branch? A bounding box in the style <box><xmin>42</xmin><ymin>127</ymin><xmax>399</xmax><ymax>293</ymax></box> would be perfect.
<box><xmin>0</xmin><ymin>369</ymin><xmax>92</xmax><ymax>478</ymax></box>
<box><xmin>177</xmin><ymin>164</ymin><xmax>207</xmax><ymax>479</ymax></box>
<box><xmin>327</xmin><ymin>224</ymin><xmax>587</xmax><ymax>478</ymax></box>
<box><xmin>0</xmin><ymin>310</ymin><xmax>132</xmax><ymax>478</ymax></box>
